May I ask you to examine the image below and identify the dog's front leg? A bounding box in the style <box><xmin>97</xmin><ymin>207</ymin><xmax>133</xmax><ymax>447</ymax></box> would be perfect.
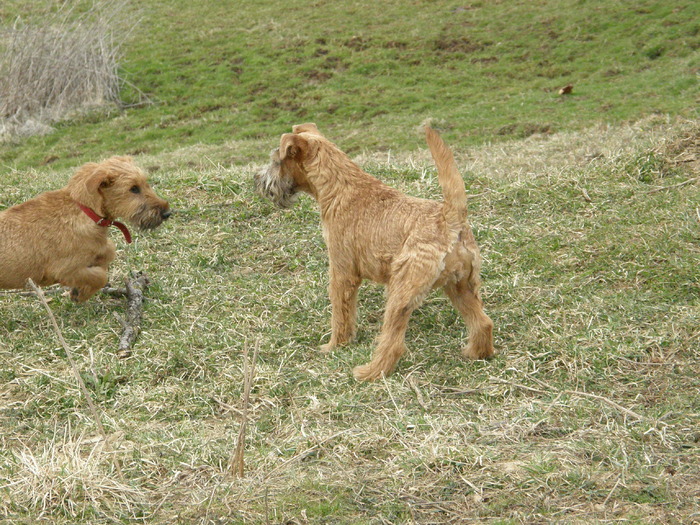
<box><xmin>353</xmin><ymin>257</ymin><xmax>439</xmax><ymax>380</ymax></box>
<box><xmin>64</xmin><ymin>266</ymin><xmax>109</xmax><ymax>303</ymax></box>
<box><xmin>320</xmin><ymin>269</ymin><xmax>360</xmax><ymax>353</ymax></box>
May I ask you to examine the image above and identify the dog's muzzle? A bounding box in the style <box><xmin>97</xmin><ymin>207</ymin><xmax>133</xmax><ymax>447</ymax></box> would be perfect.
<box><xmin>254</xmin><ymin>149</ymin><xmax>299</xmax><ymax>208</ymax></box>
<box><xmin>133</xmin><ymin>203</ymin><xmax>171</xmax><ymax>230</ymax></box>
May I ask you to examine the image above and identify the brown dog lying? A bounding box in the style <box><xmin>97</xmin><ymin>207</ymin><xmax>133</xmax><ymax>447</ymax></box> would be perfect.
<box><xmin>0</xmin><ymin>156</ymin><xmax>170</xmax><ymax>302</ymax></box>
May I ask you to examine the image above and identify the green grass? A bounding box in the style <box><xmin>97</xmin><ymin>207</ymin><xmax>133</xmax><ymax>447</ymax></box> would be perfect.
<box><xmin>1</xmin><ymin>0</ymin><xmax>698</xmax><ymax>170</ymax></box>
<box><xmin>1</xmin><ymin>0</ymin><xmax>700</xmax><ymax>523</ymax></box>
<box><xmin>1</xmin><ymin>115</ymin><xmax>698</xmax><ymax>523</ymax></box>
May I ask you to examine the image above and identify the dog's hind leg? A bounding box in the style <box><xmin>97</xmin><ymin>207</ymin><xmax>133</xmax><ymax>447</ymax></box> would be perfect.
<box><xmin>444</xmin><ymin>278</ymin><xmax>494</xmax><ymax>360</ymax></box>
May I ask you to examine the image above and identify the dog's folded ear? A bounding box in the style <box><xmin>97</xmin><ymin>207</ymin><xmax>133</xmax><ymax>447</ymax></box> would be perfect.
<box><xmin>67</xmin><ymin>162</ymin><xmax>117</xmax><ymax>213</ymax></box>
<box><xmin>84</xmin><ymin>166</ymin><xmax>116</xmax><ymax>193</ymax></box>
<box><xmin>279</xmin><ymin>133</ymin><xmax>307</xmax><ymax>161</ymax></box>
<box><xmin>292</xmin><ymin>123</ymin><xmax>320</xmax><ymax>135</ymax></box>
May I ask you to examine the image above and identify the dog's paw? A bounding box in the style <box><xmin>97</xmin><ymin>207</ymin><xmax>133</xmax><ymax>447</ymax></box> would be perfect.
<box><xmin>69</xmin><ymin>286</ymin><xmax>97</xmax><ymax>303</ymax></box>
<box><xmin>462</xmin><ymin>343</ymin><xmax>496</xmax><ymax>360</ymax></box>
<box><xmin>352</xmin><ymin>363</ymin><xmax>386</xmax><ymax>382</ymax></box>
<box><xmin>320</xmin><ymin>342</ymin><xmax>335</xmax><ymax>353</ymax></box>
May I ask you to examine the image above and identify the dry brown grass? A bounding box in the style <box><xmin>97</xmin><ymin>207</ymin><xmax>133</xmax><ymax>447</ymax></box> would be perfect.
<box><xmin>1</xmin><ymin>116</ymin><xmax>699</xmax><ymax>523</ymax></box>
<box><xmin>0</xmin><ymin>1</ymin><xmax>134</xmax><ymax>138</ymax></box>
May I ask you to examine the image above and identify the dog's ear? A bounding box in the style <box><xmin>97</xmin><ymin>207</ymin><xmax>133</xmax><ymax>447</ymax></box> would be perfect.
<box><xmin>84</xmin><ymin>165</ymin><xmax>117</xmax><ymax>193</ymax></box>
<box><xmin>278</xmin><ymin>133</ymin><xmax>307</xmax><ymax>161</ymax></box>
<box><xmin>67</xmin><ymin>162</ymin><xmax>116</xmax><ymax>213</ymax></box>
<box><xmin>292</xmin><ymin>123</ymin><xmax>320</xmax><ymax>135</ymax></box>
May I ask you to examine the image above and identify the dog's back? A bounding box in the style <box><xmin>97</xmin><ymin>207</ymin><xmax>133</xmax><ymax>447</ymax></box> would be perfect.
<box><xmin>0</xmin><ymin>197</ymin><xmax>44</xmax><ymax>288</ymax></box>
<box><xmin>0</xmin><ymin>190</ymin><xmax>73</xmax><ymax>288</ymax></box>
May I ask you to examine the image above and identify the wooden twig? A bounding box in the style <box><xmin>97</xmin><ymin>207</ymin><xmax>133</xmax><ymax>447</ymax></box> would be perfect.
<box><xmin>646</xmin><ymin>176</ymin><xmax>699</xmax><ymax>194</ymax></box>
<box><xmin>603</xmin><ymin>476</ymin><xmax>623</xmax><ymax>507</ymax></box>
<box><xmin>490</xmin><ymin>377</ymin><xmax>547</xmax><ymax>395</ymax></box>
<box><xmin>26</xmin><ymin>278</ymin><xmax>123</xmax><ymax>479</ymax></box>
<box><xmin>263</xmin><ymin>429</ymin><xmax>357</xmax><ymax>480</ymax></box>
<box><xmin>117</xmin><ymin>271</ymin><xmax>150</xmax><ymax>358</ymax></box>
<box><xmin>101</xmin><ymin>285</ymin><xmax>127</xmax><ymax>297</ymax></box>
<box><xmin>230</xmin><ymin>340</ymin><xmax>260</xmax><ymax>478</ymax></box>
<box><xmin>561</xmin><ymin>388</ymin><xmax>653</xmax><ymax>423</ymax></box>
<box><xmin>429</xmin><ymin>383</ymin><xmax>481</xmax><ymax>396</ymax></box>
<box><xmin>407</xmin><ymin>376</ymin><xmax>429</xmax><ymax>411</ymax></box>
<box><xmin>491</xmin><ymin>375</ymin><xmax>656</xmax><ymax>424</ymax></box>
<box><xmin>2</xmin><ymin>285</ymin><xmax>63</xmax><ymax>297</ymax></box>
<box><xmin>618</xmin><ymin>356</ymin><xmax>684</xmax><ymax>367</ymax></box>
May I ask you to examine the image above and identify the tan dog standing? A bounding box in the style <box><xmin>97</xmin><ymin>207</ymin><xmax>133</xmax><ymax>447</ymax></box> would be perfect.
<box><xmin>255</xmin><ymin>124</ymin><xmax>494</xmax><ymax>380</ymax></box>
<box><xmin>0</xmin><ymin>156</ymin><xmax>170</xmax><ymax>302</ymax></box>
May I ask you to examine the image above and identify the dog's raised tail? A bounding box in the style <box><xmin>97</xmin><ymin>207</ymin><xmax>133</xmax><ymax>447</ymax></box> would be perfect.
<box><xmin>425</xmin><ymin>127</ymin><xmax>467</xmax><ymax>231</ymax></box>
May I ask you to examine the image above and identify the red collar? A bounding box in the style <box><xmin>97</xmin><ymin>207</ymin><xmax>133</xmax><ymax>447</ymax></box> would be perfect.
<box><xmin>76</xmin><ymin>203</ymin><xmax>132</xmax><ymax>244</ymax></box>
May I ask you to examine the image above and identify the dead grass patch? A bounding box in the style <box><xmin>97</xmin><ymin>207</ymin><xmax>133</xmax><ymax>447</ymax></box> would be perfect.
<box><xmin>1</xmin><ymin>117</ymin><xmax>699</xmax><ymax>523</ymax></box>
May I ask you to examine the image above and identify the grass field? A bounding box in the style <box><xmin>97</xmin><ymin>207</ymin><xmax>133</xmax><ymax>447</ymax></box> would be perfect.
<box><xmin>0</xmin><ymin>0</ymin><xmax>698</xmax><ymax>168</ymax></box>
<box><xmin>1</xmin><ymin>0</ymin><xmax>699</xmax><ymax>523</ymax></box>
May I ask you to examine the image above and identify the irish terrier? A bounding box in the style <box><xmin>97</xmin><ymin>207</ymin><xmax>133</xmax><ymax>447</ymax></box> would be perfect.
<box><xmin>255</xmin><ymin>124</ymin><xmax>494</xmax><ymax>380</ymax></box>
<box><xmin>0</xmin><ymin>156</ymin><xmax>170</xmax><ymax>302</ymax></box>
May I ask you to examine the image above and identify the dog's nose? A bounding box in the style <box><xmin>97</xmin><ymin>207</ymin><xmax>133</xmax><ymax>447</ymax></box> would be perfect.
<box><xmin>161</xmin><ymin>209</ymin><xmax>172</xmax><ymax>220</ymax></box>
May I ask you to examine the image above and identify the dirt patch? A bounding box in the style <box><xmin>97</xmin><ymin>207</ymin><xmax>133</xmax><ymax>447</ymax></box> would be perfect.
<box><xmin>433</xmin><ymin>36</ymin><xmax>485</xmax><ymax>54</ymax></box>
<box><xmin>344</xmin><ymin>35</ymin><xmax>369</xmax><ymax>51</ymax></box>
<box><xmin>471</xmin><ymin>56</ymin><xmax>499</xmax><ymax>64</ymax></box>
<box><xmin>497</xmin><ymin>122</ymin><xmax>553</xmax><ymax>138</ymax></box>
<box><xmin>305</xmin><ymin>70</ymin><xmax>333</xmax><ymax>82</ymax></box>
<box><xmin>384</xmin><ymin>40</ymin><xmax>408</xmax><ymax>50</ymax></box>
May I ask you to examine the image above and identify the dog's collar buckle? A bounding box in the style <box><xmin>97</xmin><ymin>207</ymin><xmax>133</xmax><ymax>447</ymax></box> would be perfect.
<box><xmin>76</xmin><ymin>203</ymin><xmax>132</xmax><ymax>244</ymax></box>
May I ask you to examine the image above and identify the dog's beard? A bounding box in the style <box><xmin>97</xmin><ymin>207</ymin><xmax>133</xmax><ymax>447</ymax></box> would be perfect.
<box><xmin>254</xmin><ymin>163</ymin><xmax>299</xmax><ymax>209</ymax></box>
<box><xmin>131</xmin><ymin>205</ymin><xmax>168</xmax><ymax>230</ymax></box>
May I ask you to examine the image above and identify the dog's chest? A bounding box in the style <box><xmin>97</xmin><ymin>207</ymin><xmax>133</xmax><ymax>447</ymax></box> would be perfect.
<box><xmin>321</xmin><ymin>222</ymin><xmax>394</xmax><ymax>283</ymax></box>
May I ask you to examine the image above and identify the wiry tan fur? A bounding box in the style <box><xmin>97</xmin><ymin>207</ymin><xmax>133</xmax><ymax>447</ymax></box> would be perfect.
<box><xmin>255</xmin><ymin>124</ymin><xmax>494</xmax><ymax>380</ymax></box>
<box><xmin>0</xmin><ymin>156</ymin><xmax>170</xmax><ymax>302</ymax></box>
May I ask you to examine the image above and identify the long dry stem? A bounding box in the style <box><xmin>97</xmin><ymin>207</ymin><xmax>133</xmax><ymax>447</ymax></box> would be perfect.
<box><xmin>230</xmin><ymin>339</ymin><xmax>260</xmax><ymax>478</ymax></box>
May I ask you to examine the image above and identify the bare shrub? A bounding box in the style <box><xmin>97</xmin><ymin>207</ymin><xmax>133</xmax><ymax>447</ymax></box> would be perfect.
<box><xmin>0</xmin><ymin>1</ymin><xmax>135</xmax><ymax>137</ymax></box>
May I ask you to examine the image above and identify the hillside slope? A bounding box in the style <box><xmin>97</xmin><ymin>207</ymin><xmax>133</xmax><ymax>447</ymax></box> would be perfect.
<box><xmin>0</xmin><ymin>0</ymin><xmax>697</xmax><ymax>170</ymax></box>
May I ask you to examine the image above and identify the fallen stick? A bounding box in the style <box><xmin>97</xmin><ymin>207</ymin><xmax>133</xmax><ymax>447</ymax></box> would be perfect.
<box><xmin>645</xmin><ymin>176</ymin><xmax>699</xmax><ymax>194</ymax></box>
<box><xmin>116</xmin><ymin>271</ymin><xmax>150</xmax><ymax>358</ymax></box>
<box><xmin>2</xmin><ymin>285</ymin><xmax>64</xmax><ymax>297</ymax></box>
<box><xmin>263</xmin><ymin>429</ymin><xmax>357</xmax><ymax>480</ymax></box>
<box><xmin>101</xmin><ymin>285</ymin><xmax>127</xmax><ymax>297</ymax></box>
<box><xmin>230</xmin><ymin>339</ymin><xmax>260</xmax><ymax>478</ymax></box>
<box><xmin>491</xmin><ymin>375</ymin><xmax>657</xmax><ymax>425</ymax></box>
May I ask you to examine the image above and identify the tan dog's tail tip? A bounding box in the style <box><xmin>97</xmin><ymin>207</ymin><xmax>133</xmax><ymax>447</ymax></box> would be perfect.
<box><xmin>424</xmin><ymin>126</ymin><xmax>468</xmax><ymax>229</ymax></box>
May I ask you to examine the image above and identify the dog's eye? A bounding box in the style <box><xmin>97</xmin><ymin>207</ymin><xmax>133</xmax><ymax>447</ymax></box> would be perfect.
<box><xmin>130</xmin><ymin>185</ymin><xmax>141</xmax><ymax>194</ymax></box>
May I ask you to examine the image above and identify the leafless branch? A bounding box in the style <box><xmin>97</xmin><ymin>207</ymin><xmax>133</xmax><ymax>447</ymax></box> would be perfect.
<box><xmin>230</xmin><ymin>339</ymin><xmax>260</xmax><ymax>478</ymax></box>
<box><xmin>117</xmin><ymin>271</ymin><xmax>150</xmax><ymax>358</ymax></box>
